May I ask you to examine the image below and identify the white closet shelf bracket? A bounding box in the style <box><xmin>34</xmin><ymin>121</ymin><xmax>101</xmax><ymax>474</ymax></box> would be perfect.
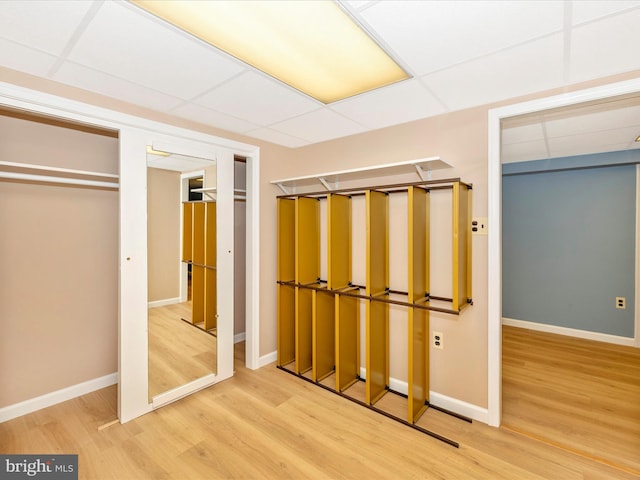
<box><xmin>318</xmin><ymin>177</ymin><xmax>334</xmax><ymax>191</ymax></box>
<box><xmin>275</xmin><ymin>182</ymin><xmax>290</xmax><ymax>195</ymax></box>
<box><xmin>414</xmin><ymin>164</ymin><xmax>432</xmax><ymax>181</ymax></box>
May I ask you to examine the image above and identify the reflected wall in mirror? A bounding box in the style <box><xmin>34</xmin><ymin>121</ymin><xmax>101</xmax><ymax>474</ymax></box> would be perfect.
<box><xmin>147</xmin><ymin>150</ymin><xmax>217</xmax><ymax>401</ymax></box>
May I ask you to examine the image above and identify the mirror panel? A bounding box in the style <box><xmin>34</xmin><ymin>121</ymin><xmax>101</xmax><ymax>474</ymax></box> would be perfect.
<box><xmin>147</xmin><ymin>149</ymin><xmax>218</xmax><ymax>401</ymax></box>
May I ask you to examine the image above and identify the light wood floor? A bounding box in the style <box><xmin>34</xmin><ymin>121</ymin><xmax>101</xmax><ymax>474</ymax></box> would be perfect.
<box><xmin>2</xmin><ymin>342</ymin><xmax>638</xmax><ymax>479</ymax></box>
<box><xmin>148</xmin><ymin>302</ymin><xmax>216</xmax><ymax>399</ymax></box>
<box><xmin>502</xmin><ymin>325</ymin><xmax>640</xmax><ymax>476</ymax></box>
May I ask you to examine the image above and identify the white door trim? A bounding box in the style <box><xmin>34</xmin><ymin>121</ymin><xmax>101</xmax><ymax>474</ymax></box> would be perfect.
<box><xmin>487</xmin><ymin>77</ymin><xmax>640</xmax><ymax>427</ymax></box>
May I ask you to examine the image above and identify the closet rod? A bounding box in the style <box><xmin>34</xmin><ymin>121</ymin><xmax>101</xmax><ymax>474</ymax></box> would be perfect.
<box><xmin>0</xmin><ymin>171</ymin><xmax>119</xmax><ymax>189</ymax></box>
<box><xmin>0</xmin><ymin>160</ymin><xmax>119</xmax><ymax>179</ymax></box>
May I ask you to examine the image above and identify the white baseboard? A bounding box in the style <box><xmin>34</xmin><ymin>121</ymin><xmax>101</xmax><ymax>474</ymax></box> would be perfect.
<box><xmin>234</xmin><ymin>332</ymin><xmax>246</xmax><ymax>344</ymax></box>
<box><xmin>429</xmin><ymin>392</ymin><xmax>488</xmax><ymax>424</ymax></box>
<box><xmin>0</xmin><ymin>373</ymin><xmax>118</xmax><ymax>423</ymax></box>
<box><xmin>259</xmin><ymin>351</ymin><xmax>277</xmax><ymax>367</ymax></box>
<box><xmin>148</xmin><ymin>297</ymin><xmax>181</xmax><ymax>309</ymax></box>
<box><xmin>502</xmin><ymin>317</ymin><xmax>636</xmax><ymax>347</ymax></box>
<box><xmin>358</xmin><ymin>367</ymin><xmax>488</xmax><ymax>423</ymax></box>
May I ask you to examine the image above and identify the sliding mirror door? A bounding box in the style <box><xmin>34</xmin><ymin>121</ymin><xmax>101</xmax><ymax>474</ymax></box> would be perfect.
<box><xmin>146</xmin><ymin>141</ymin><xmax>234</xmax><ymax>407</ymax></box>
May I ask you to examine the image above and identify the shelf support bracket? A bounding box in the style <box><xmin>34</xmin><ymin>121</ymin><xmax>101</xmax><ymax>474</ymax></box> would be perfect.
<box><xmin>275</xmin><ymin>182</ymin><xmax>290</xmax><ymax>195</ymax></box>
<box><xmin>318</xmin><ymin>177</ymin><xmax>334</xmax><ymax>191</ymax></box>
<box><xmin>415</xmin><ymin>164</ymin><xmax>432</xmax><ymax>181</ymax></box>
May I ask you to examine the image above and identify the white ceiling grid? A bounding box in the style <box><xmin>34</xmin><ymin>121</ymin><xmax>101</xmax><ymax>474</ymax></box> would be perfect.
<box><xmin>0</xmin><ymin>0</ymin><xmax>638</xmax><ymax>162</ymax></box>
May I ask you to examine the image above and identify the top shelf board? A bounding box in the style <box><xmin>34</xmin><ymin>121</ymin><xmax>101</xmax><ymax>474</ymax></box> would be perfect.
<box><xmin>270</xmin><ymin>157</ymin><xmax>451</xmax><ymax>194</ymax></box>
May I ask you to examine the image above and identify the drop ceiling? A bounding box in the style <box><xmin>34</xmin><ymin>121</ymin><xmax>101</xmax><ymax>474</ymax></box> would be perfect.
<box><xmin>0</xmin><ymin>0</ymin><xmax>639</xmax><ymax>163</ymax></box>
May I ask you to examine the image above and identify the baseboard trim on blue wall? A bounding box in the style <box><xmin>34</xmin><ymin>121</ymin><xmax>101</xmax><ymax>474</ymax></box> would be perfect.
<box><xmin>0</xmin><ymin>373</ymin><xmax>118</xmax><ymax>423</ymax></box>
<box><xmin>502</xmin><ymin>317</ymin><xmax>636</xmax><ymax>347</ymax></box>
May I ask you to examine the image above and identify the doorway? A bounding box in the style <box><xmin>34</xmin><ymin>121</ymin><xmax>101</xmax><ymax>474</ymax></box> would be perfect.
<box><xmin>488</xmin><ymin>78</ymin><xmax>640</xmax><ymax>473</ymax></box>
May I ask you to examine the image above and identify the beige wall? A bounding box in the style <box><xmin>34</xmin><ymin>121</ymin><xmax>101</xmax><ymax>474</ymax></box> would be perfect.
<box><xmin>147</xmin><ymin>167</ymin><xmax>181</xmax><ymax>302</ymax></box>
<box><xmin>2</xmin><ymin>66</ymin><xmax>638</xmax><ymax>411</ymax></box>
<box><xmin>0</xmin><ymin>114</ymin><xmax>118</xmax><ymax>407</ymax></box>
<box><xmin>260</xmin><ymin>107</ymin><xmax>490</xmax><ymax>406</ymax></box>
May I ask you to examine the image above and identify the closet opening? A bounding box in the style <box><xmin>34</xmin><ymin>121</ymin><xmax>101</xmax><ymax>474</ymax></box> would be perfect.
<box><xmin>0</xmin><ymin>107</ymin><xmax>120</xmax><ymax>422</ymax></box>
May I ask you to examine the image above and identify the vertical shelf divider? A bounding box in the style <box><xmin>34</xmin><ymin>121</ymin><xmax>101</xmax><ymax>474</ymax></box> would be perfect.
<box><xmin>277</xmin><ymin>198</ymin><xmax>296</xmax><ymax>367</ymax></box>
<box><xmin>295</xmin><ymin>197</ymin><xmax>319</xmax><ymax>374</ymax></box>
<box><xmin>365</xmin><ymin>190</ymin><xmax>389</xmax><ymax>405</ymax></box>
<box><xmin>408</xmin><ymin>186</ymin><xmax>430</xmax><ymax>423</ymax></box>
<box><xmin>204</xmin><ymin>202</ymin><xmax>217</xmax><ymax>331</ymax></box>
<box><xmin>191</xmin><ymin>203</ymin><xmax>206</xmax><ymax>325</ymax></box>
<box><xmin>182</xmin><ymin>202</ymin><xmax>193</xmax><ymax>262</ymax></box>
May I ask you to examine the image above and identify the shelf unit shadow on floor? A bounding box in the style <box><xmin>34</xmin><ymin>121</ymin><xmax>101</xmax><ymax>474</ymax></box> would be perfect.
<box><xmin>275</xmin><ymin>166</ymin><xmax>473</xmax><ymax>447</ymax></box>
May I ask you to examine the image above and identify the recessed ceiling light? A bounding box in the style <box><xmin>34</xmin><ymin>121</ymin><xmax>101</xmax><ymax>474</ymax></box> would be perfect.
<box><xmin>131</xmin><ymin>0</ymin><xmax>410</xmax><ymax>104</ymax></box>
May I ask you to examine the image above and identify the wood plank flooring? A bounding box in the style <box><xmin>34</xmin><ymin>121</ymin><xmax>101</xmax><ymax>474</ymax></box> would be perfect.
<box><xmin>2</xmin><ymin>341</ymin><xmax>639</xmax><ymax>479</ymax></box>
<box><xmin>148</xmin><ymin>302</ymin><xmax>216</xmax><ymax>399</ymax></box>
<box><xmin>502</xmin><ymin>325</ymin><xmax>640</xmax><ymax>476</ymax></box>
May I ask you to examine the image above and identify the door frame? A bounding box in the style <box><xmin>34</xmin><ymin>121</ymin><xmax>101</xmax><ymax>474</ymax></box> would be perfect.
<box><xmin>487</xmin><ymin>76</ymin><xmax>640</xmax><ymax>427</ymax></box>
<box><xmin>0</xmin><ymin>81</ymin><xmax>261</xmax><ymax>423</ymax></box>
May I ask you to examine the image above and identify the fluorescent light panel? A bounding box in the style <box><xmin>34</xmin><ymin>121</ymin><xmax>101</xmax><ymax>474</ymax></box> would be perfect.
<box><xmin>132</xmin><ymin>0</ymin><xmax>410</xmax><ymax>104</ymax></box>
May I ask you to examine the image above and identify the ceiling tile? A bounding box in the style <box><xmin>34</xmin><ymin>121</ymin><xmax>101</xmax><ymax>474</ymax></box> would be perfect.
<box><xmin>545</xmin><ymin>104</ymin><xmax>640</xmax><ymax>137</ymax></box>
<box><xmin>569</xmin><ymin>8</ymin><xmax>640</xmax><ymax>83</ymax></box>
<box><xmin>330</xmin><ymin>79</ymin><xmax>446</xmax><ymax>130</ymax></box>
<box><xmin>502</xmin><ymin>123</ymin><xmax>546</xmax><ymax>145</ymax></box>
<box><xmin>53</xmin><ymin>61</ymin><xmax>184</xmax><ymax>112</ymax></box>
<box><xmin>0</xmin><ymin>0</ymin><xmax>94</xmax><ymax>56</ymax></box>
<box><xmin>548</xmin><ymin>125</ymin><xmax>640</xmax><ymax>154</ymax></box>
<box><xmin>194</xmin><ymin>71</ymin><xmax>320</xmax><ymax>127</ymax></box>
<box><xmin>572</xmin><ymin>1</ymin><xmax>640</xmax><ymax>25</ymax></box>
<box><xmin>502</xmin><ymin>139</ymin><xmax>549</xmax><ymax>163</ymax></box>
<box><xmin>244</xmin><ymin>128</ymin><xmax>310</xmax><ymax>149</ymax></box>
<box><xmin>0</xmin><ymin>39</ymin><xmax>57</xmax><ymax>77</ymax></box>
<box><xmin>66</xmin><ymin>2</ymin><xmax>245</xmax><ymax>100</ymax></box>
<box><xmin>422</xmin><ymin>34</ymin><xmax>564</xmax><ymax>111</ymax></box>
<box><xmin>270</xmin><ymin>109</ymin><xmax>367</xmax><ymax>143</ymax></box>
<box><xmin>170</xmin><ymin>103</ymin><xmax>260</xmax><ymax>134</ymax></box>
<box><xmin>359</xmin><ymin>0</ymin><xmax>564</xmax><ymax>76</ymax></box>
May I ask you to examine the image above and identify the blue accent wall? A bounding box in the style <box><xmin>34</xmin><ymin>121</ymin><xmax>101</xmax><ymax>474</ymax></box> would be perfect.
<box><xmin>502</xmin><ymin>154</ymin><xmax>636</xmax><ymax>338</ymax></box>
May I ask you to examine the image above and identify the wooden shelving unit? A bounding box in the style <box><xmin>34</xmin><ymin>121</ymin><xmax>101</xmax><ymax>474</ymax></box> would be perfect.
<box><xmin>182</xmin><ymin>201</ymin><xmax>217</xmax><ymax>333</ymax></box>
<box><xmin>275</xmin><ymin>167</ymin><xmax>473</xmax><ymax>447</ymax></box>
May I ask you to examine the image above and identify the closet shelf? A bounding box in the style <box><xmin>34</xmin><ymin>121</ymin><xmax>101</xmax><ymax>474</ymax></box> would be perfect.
<box><xmin>270</xmin><ymin>157</ymin><xmax>451</xmax><ymax>194</ymax></box>
<box><xmin>191</xmin><ymin>186</ymin><xmax>246</xmax><ymax>200</ymax></box>
<box><xmin>0</xmin><ymin>160</ymin><xmax>119</xmax><ymax>188</ymax></box>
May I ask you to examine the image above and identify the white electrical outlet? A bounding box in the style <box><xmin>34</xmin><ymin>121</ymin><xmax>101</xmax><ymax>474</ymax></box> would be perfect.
<box><xmin>472</xmin><ymin>217</ymin><xmax>488</xmax><ymax>235</ymax></box>
<box><xmin>433</xmin><ymin>331</ymin><xmax>443</xmax><ymax>350</ymax></box>
<box><xmin>616</xmin><ymin>297</ymin><xmax>626</xmax><ymax>309</ymax></box>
